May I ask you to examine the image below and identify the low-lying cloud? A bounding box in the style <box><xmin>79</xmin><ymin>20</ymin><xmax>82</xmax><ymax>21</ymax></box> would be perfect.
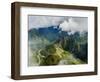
<box><xmin>59</xmin><ymin>17</ymin><xmax>88</xmax><ymax>34</ymax></box>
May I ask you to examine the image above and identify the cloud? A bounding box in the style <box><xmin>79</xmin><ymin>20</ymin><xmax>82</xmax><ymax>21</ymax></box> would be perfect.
<box><xmin>28</xmin><ymin>16</ymin><xmax>66</xmax><ymax>30</ymax></box>
<box><xmin>59</xmin><ymin>17</ymin><xmax>88</xmax><ymax>34</ymax></box>
<box><xmin>29</xmin><ymin>16</ymin><xmax>88</xmax><ymax>33</ymax></box>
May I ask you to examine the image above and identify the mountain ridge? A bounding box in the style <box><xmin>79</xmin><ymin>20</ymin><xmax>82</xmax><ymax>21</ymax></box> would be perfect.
<box><xmin>28</xmin><ymin>25</ymin><xmax>88</xmax><ymax>66</ymax></box>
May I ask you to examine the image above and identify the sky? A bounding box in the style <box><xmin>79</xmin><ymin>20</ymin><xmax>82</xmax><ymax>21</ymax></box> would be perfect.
<box><xmin>28</xmin><ymin>15</ymin><xmax>88</xmax><ymax>33</ymax></box>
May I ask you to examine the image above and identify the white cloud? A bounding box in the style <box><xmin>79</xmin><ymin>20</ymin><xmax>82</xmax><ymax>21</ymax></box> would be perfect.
<box><xmin>28</xmin><ymin>16</ymin><xmax>66</xmax><ymax>30</ymax></box>
<box><xmin>59</xmin><ymin>17</ymin><xmax>88</xmax><ymax>34</ymax></box>
<box><xmin>29</xmin><ymin>16</ymin><xmax>88</xmax><ymax>33</ymax></box>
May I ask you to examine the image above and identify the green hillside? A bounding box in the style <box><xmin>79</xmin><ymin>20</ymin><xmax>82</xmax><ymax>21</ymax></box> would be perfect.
<box><xmin>36</xmin><ymin>44</ymin><xmax>84</xmax><ymax>65</ymax></box>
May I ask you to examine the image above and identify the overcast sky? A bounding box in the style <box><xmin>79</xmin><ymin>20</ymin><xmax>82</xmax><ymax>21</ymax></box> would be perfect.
<box><xmin>28</xmin><ymin>15</ymin><xmax>88</xmax><ymax>33</ymax></box>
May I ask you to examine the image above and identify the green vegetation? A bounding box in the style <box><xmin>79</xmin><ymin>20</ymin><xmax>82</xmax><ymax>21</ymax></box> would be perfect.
<box><xmin>28</xmin><ymin>27</ymin><xmax>88</xmax><ymax>66</ymax></box>
<box><xmin>35</xmin><ymin>44</ymin><xmax>85</xmax><ymax>65</ymax></box>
